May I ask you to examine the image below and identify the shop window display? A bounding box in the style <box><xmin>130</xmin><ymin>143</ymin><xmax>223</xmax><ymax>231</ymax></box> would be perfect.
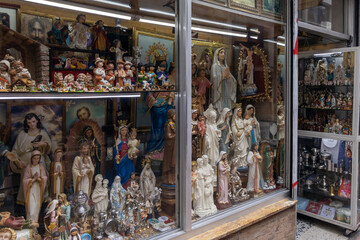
<box><xmin>0</xmin><ymin>0</ymin><xmax>178</xmax><ymax>239</ymax></box>
<box><xmin>191</xmin><ymin>1</ymin><xmax>287</xmax><ymax>220</ymax></box>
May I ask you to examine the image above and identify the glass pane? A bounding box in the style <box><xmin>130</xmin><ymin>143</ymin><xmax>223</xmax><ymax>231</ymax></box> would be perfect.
<box><xmin>298</xmin><ymin>51</ymin><xmax>354</xmax><ymax>135</ymax></box>
<box><xmin>191</xmin><ymin>1</ymin><xmax>287</xmax><ymax>220</ymax></box>
<box><xmin>297</xmin><ymin>136</ymin><xmax>352</xmax><ymax>224</ymax></box>
<box><xmin>0</xmin><ymin>0</ymin><xmax>178</xmax><ymax>238</ymax></box>
<box><xmin>299</xmin><ymin>0</ymin><xmax>345</xmax><ymax>33</ymax></box>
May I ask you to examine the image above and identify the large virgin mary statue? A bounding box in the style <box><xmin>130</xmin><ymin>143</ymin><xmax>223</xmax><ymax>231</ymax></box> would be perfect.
<box><xmin>210</xmin><ymin>47</ymin><xmax>238</xmax><ymax>113</ymax></box>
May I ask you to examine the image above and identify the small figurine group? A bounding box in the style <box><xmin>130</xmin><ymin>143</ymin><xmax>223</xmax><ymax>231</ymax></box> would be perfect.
<box><xmin>300</xmin><ymin>89</ymin><xmax>353</xmax><ymax>110</ymax></box>
<box><xmin>302</xmin><ymin>56</ymin><xmax>353</xmax><ymax>86</ymax></box>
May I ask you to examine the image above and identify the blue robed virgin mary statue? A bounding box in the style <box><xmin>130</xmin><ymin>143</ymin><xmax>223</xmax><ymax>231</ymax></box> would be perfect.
<box><xmin>113</xmin><ymin>121</ymin><xmax>135</xmax><ymax>186</ymax></box>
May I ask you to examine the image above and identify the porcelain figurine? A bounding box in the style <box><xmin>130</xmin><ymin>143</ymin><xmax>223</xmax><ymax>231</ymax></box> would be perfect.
<box><xmin>192</xmin><ymin>109</ymin><xmax>201</xmax><ymax>161</ymax></box>
<box><xmin>202</xmin><ymin>155</ymin><xmax>217</xmax><ymax>208</ymax></box>
<box><xmin>64</xmin><ymin>74</ymin><xmax>76</xmax><ymax>91</ymax></box>
<box><xmin>230</xmin><ymin>104</ymin><xmax>249</xmax><ymax>172</ymax></box>
<box><xmin>113</xmin><ymin>120</ymin><xmax>135</xmax><ymax>186</ymax></box>
<box><xmin>316</xmin><ymin>59</ymin><xmax>327</xmax><ymax>85</ymax></box>
<box><xmin>277</xmin><ymin>104</ymin><xmax>285</xmax><ymax>140</ymax></box>
<box><xmin>229</xmin><ymin>171</ymin><xmax>249</xmax><ymax>203</ymax></box>
<box><xmin>75</xmin><ymin>73</ymin><xmax>87</xmax><ymax>91</ymax></box>
<box><xmin>72</xmin><ymin>140</ymin><xmax>94</xmax><ymax>196</ymax></box>
<box><xmin>111</xmin><ymin>39</ymin><xmax>127</xmax><ymax>64</ymax></box>
<box><xmin>137</xmin><ymin>63</ymin><xmax>147</xmax><ymax>84</ymax></box>
<box><xmin>217</xmin><ymin>108</ymin><xmax>232</xmax><ymax>153</ymax></box>
<box><xmin>216</xmin><ymin>151</ymin><xmax>232</xmax><ymax>209</ymax></box>
<box><xmin>194</xmin><ymin>157</ymin><xmax>217</xmax><ymax>217</ymax></box>
<box><xmin>146</xmin><ymin>63</ymin><xmax>157</xmax><ymax>85</ymax></box>
<box><xmin>211</xmin><ymin>47</ymin><xmax>237</xmax><ymax>112</ymax></box>
<box><xmin>11</xmin><ymin>60</ymin><xmax>32</xmax><ymax>85</ymax></box>
<box><xmin>115</xmin><ymin>60</ymin><xmax>126</xmax><ymax>88</ymax></box>
<box><xmin>123</xmin><ymin>61</ymin><xmax>133</xmax><ymax>88</ymax></box>
<box><xmin>0</xmin><ymin>212</ymin><xmax>38</xmax><ymax>230</ymax></box>
<box><xmin>304</xmin><ymin>64</ymin><xmax>311</xmax><ymax>85</ymax></box>
<box><xmin>110</xmin><ymin>176</ymin><xmax>126</xmax><ymax>220</ymax></box>
<box><xmin>69</xmin><ymin>14</ymin><xmax>90</xmax><ymax>49</ymax></box>
<box><xmin>92</xmin><ymin>20</ymin><xmax>110</xmax><ymax>51</ymax></box>
<box><xmin>203</xmin><ymin>104</ymin><xmax>221</xmax><ymax>168</ymax></box>
<box><xmin>247</xmin><ymin>143</ymin><xmax>263</xmax><ymax>194</ymax></box>
<box><xmin>68</xmin><ymin>225</ymin><xmax>81</xmax><ymax>240</ymax></box>
<box><xmin>23</xmin><ymin>150</ymin><xmax>48</xmax><ymax>223</ymax></box>
<box><xmin>139</xmin><ymin>158</ymin><xmax>156</xmax><ymax>200</ymax></box>
<box><xmin>191</xmin><ymin>161</ymin><xmax>198</xmax><ymax>201</ymax></box>
<box><xmin>85</xmin><ymin>72</ymin><xmax>94</xmax><ymax>90</ymax></box>
<box><xmin>198</xmin><ymin>114</ymin><xmax>206</xmax><ymax>137</ymax></box>
<box><xmin>199</xmin><ymin>49</ymin><xmax>212</xmax><ymax>78</ymax></box>
<box><xmin>327</xmin><ymin>63</ymin><xmax>334</xmax><ymax>85</ymax></box>
<box><xmin>238</xmin><ymin>44</ymin><xmax>258</xmax><ymax>96</ymax></box>
<box><xmin>73</xmin><ymin>190</ymin><xmax>89</xmax><ymax>225</ymax></box>
<box><xmin>93</xmin><ymin>57</ymin><xmax>106</xmax><ymax>86</ymax></box>
<box><xmin>0</xmin><ymin>59</ymin><xmax>10</xmax><ymax>83</ymax></box>
<box><xmin>92</xmin><ymin>174</ymin><xmax>108</xmax><ymax>222</ymax></box>
<box><xmin>57</xmin><ymin>193</ymin><xmax>71</xmax><ymax>240</ymax></box>
<box><xmin>330</xmin><ymin>94</ymin><xmax>337</xmax><ymax>108</ymax></box>
<box><xmin>50</xmin><ymin>147</ymin><xmax>65</xmax><ymax>199</ymax></box>
<box><xmin>245</xmin><ymin>104</ymin><xmax>261</xmax><ymax>145</ymax></box>
<box><xmin>156</xmin><ymin>63</ymin><xmax>168</xmax><ymax>87</ymax></box>
<box><xmin>127</xmin><ymin>128</ymin><xmax>140</xmax><ymax>160</ymax></box>
<box><xmin>193</xmin><ymin>68</ymin><xmax>211</xmax><ymax>111</ymax></box>
<box><xmin>12</xmin><ymin>112</ymin><xmax>51</xmax><ymax>205</ymax></box>
<box><xmin>162</xmin><ymin>109</ymin><xmax>176</xmax><ymax>185</ymax></box>
<box><xmin>335</xmin><ymin>65</ymin><xmax>344</xmax><ymax>85</ymax></box>
<box><xmin>45</xmin><ymin>199</ymin><xmax>58</xmax><ymax>235</ymax></box>
<box><xmin>262</xmin><ymin>145</ymin><xmax>276</xmax><ymax>190</ymax></box>
<box><xmin>82</xmin><ymin>125</ymin><xmax>102</xmax><ymax>175</ymax></box>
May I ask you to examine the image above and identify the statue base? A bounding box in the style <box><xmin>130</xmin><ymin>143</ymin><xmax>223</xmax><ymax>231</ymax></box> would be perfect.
<box><xmin>161</xmin><ymin>184</ymin><xmax>176</xmax><ymax>217</ymax></box>
<box><xmin>215</xmin><ymin>201</ymin><xmax>232</xmax><ymax>210</ymax></box>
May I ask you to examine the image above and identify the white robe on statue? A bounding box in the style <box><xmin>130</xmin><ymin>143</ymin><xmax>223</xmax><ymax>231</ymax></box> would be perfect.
<box><xmin>203</xmin><ymin>105</ymin><xmax>221</xmax><ymax>167</ymax></box>
<box><xmin>72</xmin><ymin>156</ymin><xmax>94</xmax><ymax>196</ymax></box>
<box><xmin>140</xmin><ymin>163</ymin><xmax>156</xmax><ymax>200</ymax></box>
<box><xmin>246</xmin><ymin>151</ymin><xmax>262</xmax><ymax>192</ymax></box>
<box><xmin>231</xmin><ymin>108</ymin><xmax>249</xmax><ymax>168</ymax></box>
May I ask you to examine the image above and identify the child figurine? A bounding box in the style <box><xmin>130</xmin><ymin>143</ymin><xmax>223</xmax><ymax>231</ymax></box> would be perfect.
<box><xmin>64</xmin><ymin>74</ymin><xmax>76</xmax><ymax>91</ymax></box>
<box><xmin>137</xmin><ymin>63</ymin><xmax>147</xmax><ymax>84</ymax></box>
<box><xmin>85</xmin><ymin>73</ymin><xmax>94</xmax><ymax>90</ymax></box>
<box><xmin>115</xmin><ymin>59</ymin><xmax>126</xmax><ymax>88</ymax></box>
<box><xmin>123</xmin><ymin>61</ymin><xmax>133</xmax><ymax>87</ymax></box>
<box><xmin>76</xmin><ymin>73</ymin><xmax>87</xmax><ymax>91</ymax></box>
<box><xmin>146</xmin><ymin>63</ymin><xmax>157</xmax><ymax>85</ymax></box>
<box><xmin>327</xmin><ymin>63</ymin><xmax>334</xmax><ymax>85</ymax></box>
<box><xmin>11</xmin><ymin>60</ymin><xmax>32</xmax><ymax>85</ymax></box>
<box><xmin>197</xmin><ymin>114</ymin><xmax>206</xmax><ymax>137</ymax></box>
<box><xmin>130</xmin><ymin>65</ymin><xmax>137</xmax><ymax>85</ymax></box>
<box><xmin>0</xmin><ymin>59</ymin><xmax>11</xmax><ymax>83</ymax></box>
<box><xmin>93</xmin><ymin>57</ymin><xmax>106</xmax><ymax>87</ymax></box>
<box><xmin>105</xmin><ymin>63</ymin><xmax>115</xmax><ymax>86</ymax></box>
<box><xmin>128</xmin><ymin>128</ymin><xmax>140</xmax><ymax>160</ymax></box>
<box><xmin>156</xmin><ymin>63</ymin><xmax>168</xmax><ymax>87</ymax></box>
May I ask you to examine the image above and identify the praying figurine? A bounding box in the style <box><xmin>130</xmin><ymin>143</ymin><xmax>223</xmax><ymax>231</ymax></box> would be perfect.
<box><xmin>216</xmin><ymin>152</ymin><xmax>232</xmax><ymax>209</ymax></box>
<box><xmin>50</xmin><ymin>147</ymin><xmax>65</xmax><ymax>199</ymax></box>
<box><xmin>247</xmin><ymin>143</ymin><xmax>263</xmax><ymax>194</ymax></box>
<box><xmin>140</xmin><ymin>158</ymin><xmax>156</xmax><ymax>201</ymax></box>
<box><xmin>23</xmin><ymin>150</ymin><xmax>48</xmax><ymax>223</ymax></box>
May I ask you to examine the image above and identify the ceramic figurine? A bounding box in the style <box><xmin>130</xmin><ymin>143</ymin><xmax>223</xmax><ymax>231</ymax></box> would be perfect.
<box><xmin>202</xmin><ymin>154</ymin><xmax>217</xmax><ymax>206</ymax></box>
<box><xmin>277</xmin><ymin>104</ymin><xmax>285</xmax><ymax>140</ymax></box>
<box><xmin>246</xmin><ymin>143</ymin><xmax>263</xmax><ymax>194</ymax></box>
<box><xmin>335</xmin><ymin>65</ymin><xmax>344</xmax><ymax>85</ymax></box>
<box><xmin>333</xmin><ymin>119</ymin><xmax>342</xmax><ymax>134</ymax></box>
<box><xmin>229</xmin><ymin>171</ymin><xmax>249</xmax><ymax>203</ymax></box>
<box><xmin>198</xmin><ymin>114</ymin><xmax>206</xmax><ymax>137</ymax></box>
<box><xmin>12</xmin><ymin>113</ymin><xmax>51</xmax><ymax>205</ymax></box>
<box><xmin>57</xmin><ymin>193</ymin><xmax>71</xmax><ymax>240</ymax></box>
<box><xmin>93</xmin><ymin>57</ymin><xmax>107</xmax><ymax>86</ymax></box>
<box><xmin>92</xmin><ymin>174</ymin><xmax>108</xmax><ymax>222</ymax></box>
<box><xmin>11</xmin><ymin>60</ymin><xmax>32</xmax><ymax>85</ymax></box>
<box><xmin>110</xmin><ymin>176</ymin><xmax>126</xmax><ymax>220</ymax></box>
<box><xmin>211</xmin><ymin>47</ymin><xmax>237</xmax><ymax>112</ymax></box>
<box><xmin>68</xmin><ymin>225</ymin><xmax>81</xmax><ymax>240</ymax></box>
<box><xmin>137</xmin><ymin>63</ymin><xmax>147</xmax><ymax>84</ymax></box>
<box><xmin>216</xmin><ymin>151</ymin><xmax>232</xmax><ymax>209</ymax></box>
<box><xmin>309</xmin><ymin>59</ymin><xmax>315</xmax><ymax>81</ymax></box>
<box><xmin>140</xmin><ymin>158</ymin><xmax>156</xmax><ymax>200</ymax></box>
<box><xmin>23</xmin><ymin>150</ymin><xmax>48</xmax><ymax>223</ymax></box>
<box><xmin>115</xmin><ymin>60</ymin><xmax>126</xmax><ymax>88</ymax></box>
<box><xmin>245</xmin><ymin>105</ymin><xmax>261</xmax><ymax>145</ymax></box>
<box><xmin>113</xmin><ymin>120</ymin><xmax>135</xmax><ymax>186</ymax></box>
<box><xmin>92</xmin><ymin>20</ymin><xmax>110</xmax><ymax>51</ymax></box>
<box><xmin>130</xmin><ymin>65</ymin><xmax>137</xmax><ymax>85</ymax></box>
<box><xmin>75</xmin><ymin>73</ymin><xmax>87</xmax><ymax>91</ymax></box>
<box><xmin>316</xmin><ymin>59</ymin><xmax>327</xmax><ymax>85</ymax></box>
<box><xmin>325</xmin><ymin>95</ymin><xmax>331</xmax><ymax>108</ymax></box>
<box><xmin>261</xmin><ymin>145</ymin><xmax>276</xmax><ymax>190</ymax></box>
<box><xmin>82</xmin><ymin>125</ymin><xmax>102</xmax><ymax>175</ymax></box>
<box><xmin>70</xmin><ymin>57</ymin><xmax>86</xmax><ymax>69</ymax></box>
<box><xmin>126</xmin><ymin>128</ymin><xmax>139</xmax><ymax>161</ymax></box>
<box><xmin>50</xmin><ymin>147</ymin><xmax>65</xmax><ymax>199</ymax></box>
<box><xmin>319</xmin><ymin>93</ymin><xmax>325</xmax><ymax>108</ymax></box>
<box><xmin>72</xmin><ymin>140</ymin><xmax>94</xmax><ymax>196</ymax></box>
<box><xmin>238</xmin><ymin>44</ymin><xmax>258</xmax><ymax>96</ymax></box>
<box><xmin>146</xmin><ymin>63</ymin><xmax>157</xmax><ymax>85</ymax></box>
<box><xmin>69</xmin><ymin>14</ymin><xmax>91</xmax><ymax>49</ymax></box>
<box><xmin>85</xmin><ymin>73</ymin><xmax>94</xmax><ymax>90</ymax></box>
<box><xmin>64</xmin><ymin>73</ymin><xmax>76</xmax><ymax>91</ymax></box>
<box><xmin>0</xmin><ymin>59</ymin><xmax>11</xmax><ymax>84</ymax></box>
<box><xmin>191</xmin><ymin>161</ymin><xmax>198</xmax><ymax>201</ymax></box>
<box><xmin>193</xmin><ymin>68</ymin><xmax>211</xmax><ymax>111</ymax></box>
<box><xmin>50</xmin><ymin>17</ymin><xmax>64</xmax><ymax>45</ymax></box>
<box><xmin>199</xmin><ymin>49</ymin><xmax>212</xmax><ymax>78</ymax></box>
<box><xmin>330</xmin><ymin>94</ymin><xmax>337</xmax><ymax>108</ymax></box>
<box><xmin>304</xmin><ymin>64</ymin><xmax>311</xmax><ymax>85</ymax></box>
<box><xmin>203</xmin><ymin>104</ymin><xmax>221</xmax><ymax>168</ymax></box>
<box><xmin>327</xmin><ymin>63</ymin><xmax>334</xmax><ymax>85</ymax></box>
<box><xmin>111</xmin><ymin>39</ymin><xmax>127</xmax><ymax>64</ymax></box>
<box><xmin>123</xmin><ymin>61</ymin><xmax>133</xmax><ymax>88</ymax></box>
<box><xmin>73</xmin><ymin>190</ymin><xmax>89</xmax><ymax>225</ymax></box>
<box><xmin>192</xmin><ymin>109</ymin><xmax>201</xmax><ymax>161</ymax></box>
<box><xmin>217</xmin><ymin>108</ymin><xmax>232</xmax><ymax>153</ymax></box>
<box><xmin>194</xmin><ymin>157</ymin><xmax>217</xmax><ymax>217</ymax></box>
<box><xmin>156</xmin><ymin>63</ymin><xmax>168</xmax><ymax>87</ymax></box>
<box><xmin>0</xmin><ymin>212</ymin><xmax>38</xmax><ymax>230</ymax></box>
<box><xmin>161</xmin><ymin>109</ymin><xmax>176</xmax><ymax>185</ymax></box>
<box><xmin>230</xmin><ymin>103</ymin><xmax>249</xmax><ymax>172</ymax></box>
<box><xmin>45</xmin><ymin>199</ymin><xmax>58</xmax><ymax>235</ymax></box>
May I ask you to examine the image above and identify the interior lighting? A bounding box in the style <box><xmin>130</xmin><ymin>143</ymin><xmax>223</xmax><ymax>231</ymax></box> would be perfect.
<box><xmin>250</xmin><ymin>36</ymin><xmax>258</xmax><ymax>39</ymax></box>
<box><xmin>23</xmin><ymin>0</ymin><xmax>131</xmax><ymax>20</ymax></box>
<box><xmin>264</xmin><ymin>39</ymin><xmax>285</xmax><ymax>46</ymax></box>
<box><xmin>314</xmin><ymin>52</ymin><xmax>342</xmax><ymax>57</ymax></box>
<box><xmin>92</xmin><ymin>0</ymin><xmax>131</xmax><ymax>8</ymax></box>
<box><xmin>139</xmin><ymin>18</ymin><xmax>175</xmax><ymax>27</ymax></box>
<box><xmin>140</xmin><ymin>8</ymin><xmax>175</xmax><ymax>17</ymax></box>
<box><xmin>0</xmin><ymin>93</ymin><xmax>141</xmax><ymax>100</ymax></box>
<box><xmin>192</xmin><ymin>17</ymin><xmax>247</xmax><ymax>30</ymax></box>
<box><xmin>250</xmin><ymin>28</ymin><xmax>260</xmax><ymax>33</ymax></box>
<box><xmin>192</xmin><ymin>26</ymin><xmax>247</xmax><ymax>38</ymax></box>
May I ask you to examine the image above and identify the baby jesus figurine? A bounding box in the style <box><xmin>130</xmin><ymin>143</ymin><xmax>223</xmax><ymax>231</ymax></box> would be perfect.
<box><xmin>128</xmin><ymin>128</ymin><xmax>140</xmax><ymax>160</ymax></box>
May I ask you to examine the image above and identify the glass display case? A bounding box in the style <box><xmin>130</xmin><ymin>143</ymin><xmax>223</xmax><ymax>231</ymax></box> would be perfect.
<box><xmin>0</xmin><ymin>0</ymin><xmax>293</xmax><ymax>239</ymax></box>
<box><xmin>297</xmin><ymin>48</ymin><xmax>360</xmax><ymax>230</ymax></box>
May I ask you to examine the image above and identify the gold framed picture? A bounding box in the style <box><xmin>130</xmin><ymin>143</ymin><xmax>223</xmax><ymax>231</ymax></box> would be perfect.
<box><xmin>229</xmin><ymin>0</ymin><xmax>259</xmax><ymax>14</ymax></box>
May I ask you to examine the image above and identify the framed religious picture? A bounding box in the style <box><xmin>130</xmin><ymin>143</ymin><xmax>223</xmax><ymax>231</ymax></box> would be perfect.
<box><xmin>229</xmin><ymin>0</ymin><xmax>259</xmax><ymax>14</ymax></box>
<box><xmin>233</xmin><ymin>43</ymin><xmax>272</xmax><ymax>102</ymax></box>
<box><xmin>200</xmin><ymin>0</ymin><xmax>227</xmax><ymax>7</ymax></box>
<box><xmin>134</xmin><ymin>28</ymin><xmax>174</xmax><ymax>72</ymax></box>
<box><xmin>0</xmin><ymin>3</ymin><xmax>19</xmax><ymax>31</ymax></box>
<box><xmin>261</xmin><ymin>0</ymin><xmax>283</xmax><ymax>20</ymax></box>
<box><xmin>20</xmin><ymin>11</ymin><xmax>53</xmax><ymax>44</ymax></box>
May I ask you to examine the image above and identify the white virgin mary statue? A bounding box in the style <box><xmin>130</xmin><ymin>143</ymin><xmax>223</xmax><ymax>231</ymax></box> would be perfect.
<box><xmin>211</xmin><ymin>47</ymin><xmax>238</xmax><ymax>113</ymax></box>
<box><xmin>204</xmin><ymin>104</ymin><xmax>221</xmax><ymax>168</ymax></box>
